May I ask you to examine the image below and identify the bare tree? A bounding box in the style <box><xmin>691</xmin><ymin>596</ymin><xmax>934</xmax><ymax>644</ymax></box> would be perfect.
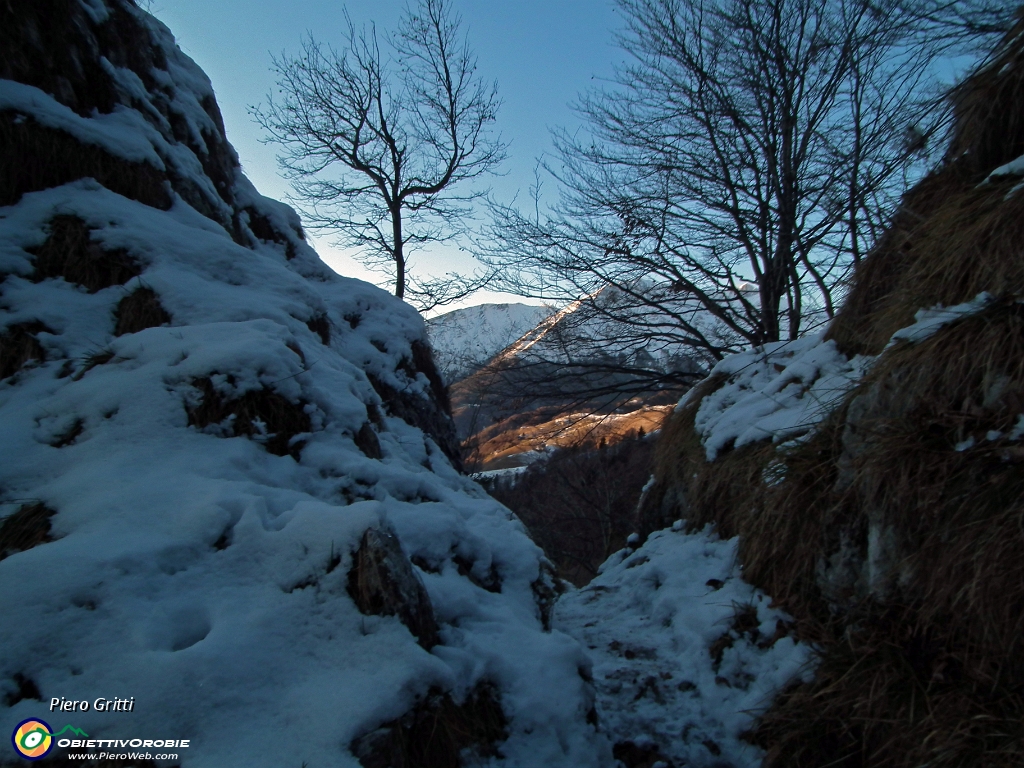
<box><xmin>482</xmin><ymin>0</ymin><xmax>1013</xmax><ymax>361</ymax></box>
<box><xmin>253</xmin><ymin>0</ymin><xmax>505</xmax><ymax>311</ymax></box>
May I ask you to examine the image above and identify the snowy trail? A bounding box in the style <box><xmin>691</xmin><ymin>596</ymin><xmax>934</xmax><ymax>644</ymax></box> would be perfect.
<box><xmin>555</xmin><ymin>526</ymin><xmax>815</xmax><ymax>768</ymax></box>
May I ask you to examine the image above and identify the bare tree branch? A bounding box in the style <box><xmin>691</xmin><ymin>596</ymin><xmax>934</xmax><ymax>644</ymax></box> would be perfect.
<box><xmin>478</xmin><ymin>0</ymin><xmax>1012</xmax><ymax>401</ymax></box>
<box><xmin>252</xmin><ymin>0</ymin><xmax>506</xmax><ymax>310</ymax></box>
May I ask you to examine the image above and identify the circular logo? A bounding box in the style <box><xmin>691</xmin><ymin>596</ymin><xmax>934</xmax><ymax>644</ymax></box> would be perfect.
<box><xmin>11</xmin><ymin>718</ymin><xmax>53</xmax><ymax>760</ymax></box>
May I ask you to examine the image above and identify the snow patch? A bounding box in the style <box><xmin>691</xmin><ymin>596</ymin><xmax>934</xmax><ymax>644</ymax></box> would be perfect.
<box><xmin>556</xmin><ymin>527</ymin><xmax>815</xmax><ymax>767</ymax></box>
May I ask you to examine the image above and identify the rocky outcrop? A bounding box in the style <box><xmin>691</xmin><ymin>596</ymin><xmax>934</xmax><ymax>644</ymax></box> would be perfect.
<box><xmin>347</xmin><ymin>527</ymin><xmax>440</xmax><ymax>650</ymax></box>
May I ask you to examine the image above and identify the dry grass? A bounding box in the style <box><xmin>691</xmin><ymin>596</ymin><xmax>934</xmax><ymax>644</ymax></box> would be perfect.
<box><xmin>946</xmin><ymin>18</ymin><xmax>1024</xmax><ymax>180</ymax></box>
<box><xmin>186</xmin><ymin>376</ymin><xmax>312</xmax><ymax>459</ymax></box>
<box><xmin>647</xmin><ymin>264</ymin><xmax>1024</xmax><ymax>765</ymax></box>
<box><xmin>827</xmin><ymin>171</ymin><xmax>1024</xmax><ymax>355</ymax></box>
<box><xmin>0</xmin><ymin>502</ymin><xmax>56</xmax><ymax>561</ymax></box>
<box><xmin>0</xmin><ymin>113</ymin><xmax>171</xmax><ymax>210</ymax></box>
<box><xmin>0</xmin><ymin>321</ymin><xmax>50</xmax><ymax>380</ymax></box>
<box><xmin>642</xmin><ymin>374</ymin><xmax>840</xmax><ymax>632</ymax></box>
<box><xmin>829</xmin><ymin>303</ymin><xmax>1024</xmax><ymax>665</ymax></box>
<box><xmin>32</xmin><ymin>215</ymin><xmax>141</xmax><ymax>293</ymax></box>
<box><xmin>242</xmin><ymin>205</ymin><xmax>297</xmax><ymax>259</ymax></box>
<box><xmin>828</xmin><ymin>14</ymin><xmax>1024</xmax><ymax>356</ymax></box>
<box><xmin>350</xmin><ymin>681</ymin><xmax>507</xmax><ymax>768</ymax></box>
<box><xmin>756</xmin><ymin>612</ymin><xmax>1024</xmax><ymax>767</ymax></box>
<box><xmin>305</xmin><ymin>313</ymin><xmax>331</xmax><ymax>345</ymax></box>
<box><xmin>648</xmin><ymin>297</ymin><xmax>1024</xmax><ymax>765</ymax></box>
<box><xmin>113</xmin><ymin>286</ymin><xmax>171</xmax><ymax>336</ymax></box>
<box><xmin>646</xmin><ymin>23</ymin><xmax>1024</xmax><ymax>744</ymax></box>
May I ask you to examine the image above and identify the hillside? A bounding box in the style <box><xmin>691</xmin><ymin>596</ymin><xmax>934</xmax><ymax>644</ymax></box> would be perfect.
<box><xmin>448</xmin><ymin>291</ymin><xmax>703</xmax><ymax>470</ymax></box>
<box><xmin>639</xmin><ymin>13</ymin><xmax>1024</xmax><ymax>766</ymax></box>
<box><xmin>0</xmin><ymin>2</ymin><xmax>600</xmax><ymax>764</ymax></box>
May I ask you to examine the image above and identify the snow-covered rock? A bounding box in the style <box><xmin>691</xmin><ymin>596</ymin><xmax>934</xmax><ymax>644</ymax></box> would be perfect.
<box><xmin>0</xmin><ymin>2</ymin><xmax>607</xmax><ymax>765</ymax></box>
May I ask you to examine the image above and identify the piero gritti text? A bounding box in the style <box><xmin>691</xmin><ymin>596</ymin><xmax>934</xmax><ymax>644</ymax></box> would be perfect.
<box><xmin>49</xmin><ymin>696</ymin><xmax>135</xmax><ymax>712</ymax></box>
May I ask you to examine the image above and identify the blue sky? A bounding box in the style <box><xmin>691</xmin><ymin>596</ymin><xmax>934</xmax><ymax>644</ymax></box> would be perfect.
<box><xmin>148</xmin><ymin>0</ymin><xmax>624</xmax><ymax>311</ymax></box>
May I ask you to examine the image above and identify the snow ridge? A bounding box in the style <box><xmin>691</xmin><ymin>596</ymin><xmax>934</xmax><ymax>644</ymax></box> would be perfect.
<box><xmin>426</xmin><ymin>302</ymin><xmax>554</xmax><ymax>383</ymax></box>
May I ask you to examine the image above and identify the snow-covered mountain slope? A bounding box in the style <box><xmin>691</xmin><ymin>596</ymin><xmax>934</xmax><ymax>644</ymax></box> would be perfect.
<box><xmin>494</xmin><ymin>285</ymin><xmax>741</xmax><ymax>375</ymax></box>
<box><xmin>426</xmin><ymin>302</ymin><xmax>553</xmax><ymax>383</ymax></box>
<box><xmin>0</xmin><ymin>3</ymin><xmax>605</xmax><ymax>766</ymax></box>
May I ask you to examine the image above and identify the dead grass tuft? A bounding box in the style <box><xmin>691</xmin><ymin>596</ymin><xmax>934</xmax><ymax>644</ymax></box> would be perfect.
<box><xmin>0</xmin><ymin>321</ymin><xmax>51</xmax><ymax>380</ymax></box>
<box><xmin>756</xmin><ymin>612</ymin><xmax>1024</xmax><ymax>767</ymax></box>
<box><xmin>946</xmin><ymin>15</ymin><xmax>1024</xmax><ymax>179</ymax></box>
<box><xmin>828</xmin><ymin>15</ymin><xmax>1024</xmax><ymax>356</ymax></box>
<box><xmin>113</xmin><ymin>286</ymin><xmax>171</xmax><ymax>336</ymax></box>
<box><xmin>0</xmin><ymin>112</ymin><xmax>171</xmax><ymax>210</ymax></box>
<box><xmin>305</xmin><ymin>313</ymin><xmax>331</xmax><ymax>345</ymax></box>
<box><xmin>32</xmin><ymin>215</ymin><xmax>141</xmax><ymax>293</ymax></box>
<box><xmin>0</xmin><ymin>502</ymin><xmax>56</xmax><ymax>561</ymax></box>
<box><xmin>825</xmin><ymin>302</ymin><xmax>1024</xmax><ymax>667</ymax></box>
<box><xmin>368</xmin><ymin>340</ymin><xmax>463</xmax><ymax>471</ymax></box>
<box><xmin>72</xmin><ymin>349</ymin><xmax>115</xmax><ymax>381</ymax></box>
<box><xmin>828</xmin><ymin>171</ymin><xmax>1024</xmax><ymax>355</ymax></box>
<box><xmin>350</xmin><ymin>681</ymin><xmax>507</xmax><ymax>768</ymax></box>
<box><xmin>186</xmin><ymin>376</ymin><xmax>311</xmax><ymax>458</ymax></box>
<box><xmin>241</xmin><ymin>205</ymin><xmax>297</xmax><ymax>259</ymax></box>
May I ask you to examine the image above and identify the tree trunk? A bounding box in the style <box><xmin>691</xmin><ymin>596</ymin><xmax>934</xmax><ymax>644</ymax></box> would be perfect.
<box><xmin>392</xmin><ymin>207</ymin><xmax>406</xmax><ymax>299</ymax></box>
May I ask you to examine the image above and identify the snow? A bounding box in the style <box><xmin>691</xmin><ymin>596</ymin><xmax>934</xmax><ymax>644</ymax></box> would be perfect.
<box><xmin>1010</xmin><ymin>415</ymin><xmax>1024</xmax><ymax>441</ymax></box>
<box><xmin>470</xmin><ymin>465</ymin><xmax>531</xmax><ymax>482</ymax></box>
<box><xmin>0</xmin><ymin>80</ymin><xmax>165</xmax><ymax>167</ymax></box>
<box><xmin>885</xmin><ymin>292</ymin><xmax>993</xmax><ymax>347</ymax></box>
<box><xmin>689</xmin><ymin>334</ymin><xmax>872</xmax><ymax>461</ymax></box>
<box><xmin>0</xmin><ymin>174</ymin><xmax>615</xmax><ymax>765</ymax></box>
<box><xmin>985</xmin><ymin>153</ymin><xmax>1024</xmax><ymax>180</ymax></box>
<box><xmin>556</xmin><ymin>527</ymin><xmax>814</xmax><ymax>767</ymax></box>
<box><xmin>687</xmin><ymin>293</ymin><xmax>994</xmax><ymax>462</ymax></box>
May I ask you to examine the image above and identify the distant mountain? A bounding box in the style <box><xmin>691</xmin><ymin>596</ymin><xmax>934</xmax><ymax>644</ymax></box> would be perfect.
<box><xmin>426</xmin><ymin>302</ymin><xmax>554</xmax><ymax>383</ymax></box>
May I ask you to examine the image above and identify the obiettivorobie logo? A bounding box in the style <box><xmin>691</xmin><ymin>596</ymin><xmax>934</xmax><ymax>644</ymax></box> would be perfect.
<box><xmin>11</xmin><ymin>719</ymin><xmax>87</xmax><ymax>760</ymax></box>
<box><xmin>11</xmin><ymin>719</ymin><xmax>190</xmax><ymax>761</ymax></box>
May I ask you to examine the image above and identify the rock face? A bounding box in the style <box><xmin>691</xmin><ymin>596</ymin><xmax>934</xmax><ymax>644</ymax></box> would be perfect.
<box><xmin>641</xmin><ymin>18</ymin><xmax>1024</xmax><ymax>768</ymax></box>
<box><xmin>348</xmin><ymin>527</ymin><xmax>440</xmax><ymax>650</ymax></box>
<box><xmin>0</xmin><ymin>2</ymin><xmax>609</xmax><ymax>766</ymax></box>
